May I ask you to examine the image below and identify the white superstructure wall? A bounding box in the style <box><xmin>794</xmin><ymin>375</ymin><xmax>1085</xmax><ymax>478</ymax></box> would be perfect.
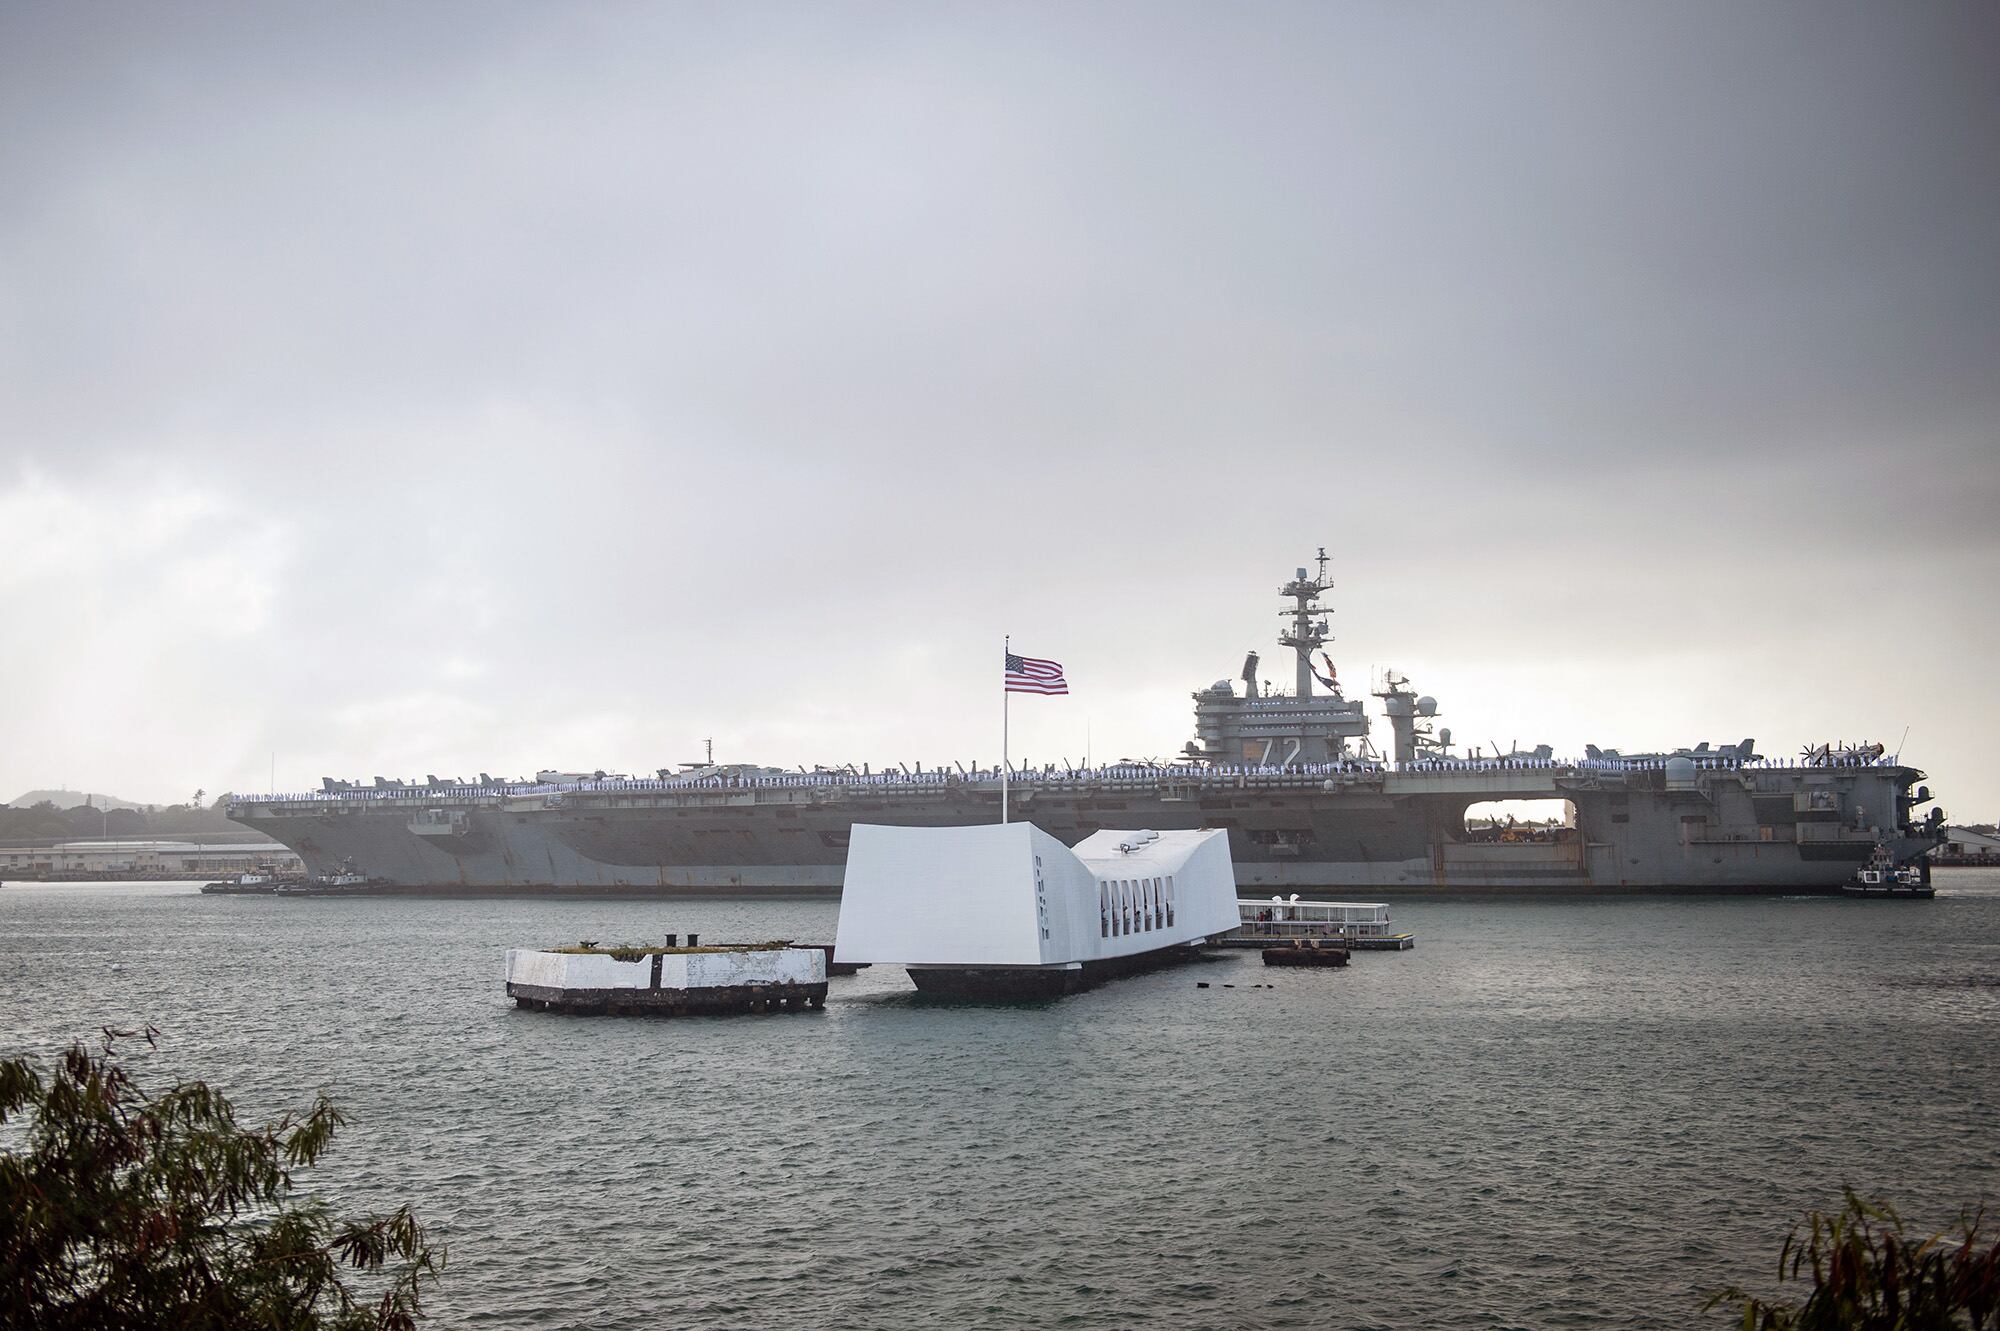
<box><xmin>1074</xmin><ymin>829</ymin><xmax>1241</xmax><ymax>947</ymax></box>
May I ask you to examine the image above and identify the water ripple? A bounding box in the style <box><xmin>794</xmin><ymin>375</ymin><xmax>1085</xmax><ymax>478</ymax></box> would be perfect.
<box><xmin>2</xmin><ymin>876</ymin><xmax>1997</xmax><ymax>1327</ymax></box>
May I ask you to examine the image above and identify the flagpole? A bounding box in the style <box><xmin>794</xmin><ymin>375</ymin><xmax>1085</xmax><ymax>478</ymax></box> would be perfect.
<box><xmin>1001</xmin><ymin>634</ymin><xmax>1010</xmax><ymax>824</ymax></box>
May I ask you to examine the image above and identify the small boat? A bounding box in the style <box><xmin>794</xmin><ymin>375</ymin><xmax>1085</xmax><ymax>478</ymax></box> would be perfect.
<box><xmin>1262</xmin><ymin>940</ymin><xmax>1350</xmax><ymax>967</ymax></box>
<box><xmin>1844</xmin><ymin>849</ymin><xmax>1934</xmax><ymax>899</ymax></box>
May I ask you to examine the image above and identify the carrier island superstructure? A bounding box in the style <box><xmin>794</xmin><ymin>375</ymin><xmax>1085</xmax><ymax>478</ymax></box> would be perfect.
<box><xmin>228</xmin><ymin>552</ymin><xmax>1947</xmax><ymax>894</ymax></box>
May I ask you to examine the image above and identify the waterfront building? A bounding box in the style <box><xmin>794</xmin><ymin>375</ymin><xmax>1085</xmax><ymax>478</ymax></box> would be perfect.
<box><xmin>0</xmin><ymin>839</ymin><xmax>302</xmax><ymax>880</ymax></box>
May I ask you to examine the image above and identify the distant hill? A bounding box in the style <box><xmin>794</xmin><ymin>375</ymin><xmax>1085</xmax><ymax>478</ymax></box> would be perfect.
<box><xmin>10</xmin><ymin>789</ymin><xmax>151</xmax><ymax>812</ymax></box>
<box><xmin>2</xmin><ymin>792</ymin><xmax>237</xmax><ymax>840</ymax></box>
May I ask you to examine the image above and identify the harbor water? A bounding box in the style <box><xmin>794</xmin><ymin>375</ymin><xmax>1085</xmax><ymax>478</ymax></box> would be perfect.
<box><xmin>3</xmin><ymin>874</ymin><xmax>1996</xmax><ymax>1329</ymax></box>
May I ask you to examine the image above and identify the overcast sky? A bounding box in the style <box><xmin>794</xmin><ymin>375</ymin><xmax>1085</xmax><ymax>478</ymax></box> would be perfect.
<box><xmin>2</xmin><ymin>1</ymin><xmax>1995</xmax><ymax>818</ymax></box>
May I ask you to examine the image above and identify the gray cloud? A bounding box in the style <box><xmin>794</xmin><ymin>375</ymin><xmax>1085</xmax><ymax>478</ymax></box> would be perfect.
<box><xmin>2</xmin><ymin>1</ymin><xmax>1995</xmax><ymax>815</ymax></box>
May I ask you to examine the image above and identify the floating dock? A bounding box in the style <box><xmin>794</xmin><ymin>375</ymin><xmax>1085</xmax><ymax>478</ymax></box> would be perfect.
<box><xmin>1215</xmin><ymin>896</ymin><xmax>1416</xmax><ymax>950</ymax></box>
<box><xmin>1331</xmin><ymin>934</ymin><xmax>1415</xmax><ymax>950</ymax></box>
<box><xmin>505</xmin><ymin>943</ymin><xmax>827</xmax><ymax>1015</ymax></box>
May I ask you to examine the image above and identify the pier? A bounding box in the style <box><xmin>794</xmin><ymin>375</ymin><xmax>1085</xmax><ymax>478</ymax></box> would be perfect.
<box><xmin>1215</xmin><ymin>897</ymin><xmax>1416</xmax><ymax>951</ymax></box>
<box><xmin>505</xmin><ymin>942</ymin><xmax>827</xmax><ymax>1015</ymax></box>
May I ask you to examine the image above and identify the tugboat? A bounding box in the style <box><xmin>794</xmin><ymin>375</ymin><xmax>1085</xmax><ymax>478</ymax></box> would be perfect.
<box><xmin>200</xmin><ymin>864</ymin><xmax>293</xmax><ymax>895</ymax></box>
<box><xmin>1843</xmin><ymin>846</ymin><xmax>1934</xmax><ymax>899</ymax></box>
<box><xmin>275</xmin><ymin>859</ymin><xmax>384</xmax><ymax>896</ymax></box>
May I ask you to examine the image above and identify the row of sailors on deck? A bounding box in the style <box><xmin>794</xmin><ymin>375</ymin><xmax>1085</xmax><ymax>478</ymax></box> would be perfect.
<box><xmin>256</xmin><ymin>761</ymin><xmax>1386</xmax><ymax>800</ymax></box>
<box><xmin>244</xmin><ymin>752</ymin><xmax>1899</xmax><ymax>803</ymax></box>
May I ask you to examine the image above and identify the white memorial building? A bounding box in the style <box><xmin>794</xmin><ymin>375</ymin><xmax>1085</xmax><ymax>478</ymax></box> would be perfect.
<box><xmin>836</xmin><ymin>822</ymin><xmax>1240</xmax><ymax>998</ymax></box>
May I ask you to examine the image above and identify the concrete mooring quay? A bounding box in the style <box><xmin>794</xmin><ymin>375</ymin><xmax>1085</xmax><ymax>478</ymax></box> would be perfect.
<box><xmin>505</xmin><ymin>942</ymin><xmax>828</xmax><ymax>1015</ymax></box>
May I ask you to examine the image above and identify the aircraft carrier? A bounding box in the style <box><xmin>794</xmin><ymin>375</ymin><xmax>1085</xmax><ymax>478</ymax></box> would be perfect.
<box><xmin>228</xmin><ymin>552</ymin><xmax>1947</xmax><ymax>895</ymax></box>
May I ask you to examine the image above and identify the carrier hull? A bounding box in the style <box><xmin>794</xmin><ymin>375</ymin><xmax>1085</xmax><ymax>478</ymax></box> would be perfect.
<box><xmin>229</xmin><ymin>760</ymin><xmax>1934</xmax><ymax>895</ymax></box>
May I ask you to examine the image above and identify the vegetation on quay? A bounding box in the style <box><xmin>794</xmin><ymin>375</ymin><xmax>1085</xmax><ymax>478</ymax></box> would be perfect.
<box><xmin>0</xmin><ymin>794</ymin><xmax>237</xmax><ymax>840</ymax></box>
<box><xmin>0</xmin><ymin>1030</ymin><xmax>442</xmax><ymax>1330</ymax></box>
<box><xmin>1712</xmin><ymin>1191</ymin><xmax>1997</xmax><ymax>1329</ymax></box>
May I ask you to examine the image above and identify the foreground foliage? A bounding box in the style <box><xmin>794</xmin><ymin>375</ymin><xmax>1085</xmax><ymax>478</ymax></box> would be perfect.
<box><xmin>1713</xmin><ymin>1191</ymin><xmax>1998</xmax><ymax>1329</ymax></box>
<box><xmin>0</xmin><ymin>1030</ymin><xmax>442</xmax><ymax>1330</ymax></box>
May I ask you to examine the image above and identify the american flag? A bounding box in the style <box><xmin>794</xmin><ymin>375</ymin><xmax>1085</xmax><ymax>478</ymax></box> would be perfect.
<box><xmin>1004</xmin><ymin>652</ymin><xmax>1068</xmax><ymax>695</ymax></box>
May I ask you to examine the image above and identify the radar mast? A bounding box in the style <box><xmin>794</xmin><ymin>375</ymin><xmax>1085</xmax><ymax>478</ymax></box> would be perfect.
<box><xmin>1278</xmin><ymin>547</ymin><xmax>1335</xmax><ymax>699</ymax></box>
